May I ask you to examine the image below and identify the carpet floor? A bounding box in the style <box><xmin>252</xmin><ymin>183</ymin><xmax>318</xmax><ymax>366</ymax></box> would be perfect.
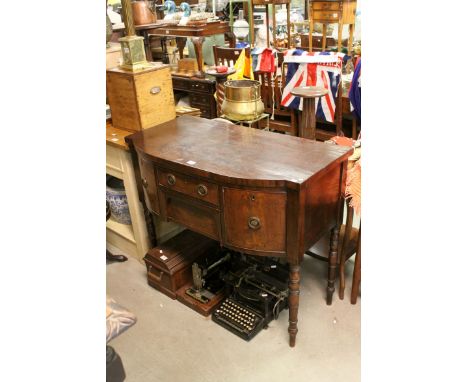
<box><xmin>106</xmin><ymin>242</ymin><xmax>360</xmax><ymax>382</ymax></box>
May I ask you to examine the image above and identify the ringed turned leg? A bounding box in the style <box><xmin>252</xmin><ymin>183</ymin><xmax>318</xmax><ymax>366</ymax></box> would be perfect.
<box><xmin>327</xmin><ymin>225</ymin><xmax>339</xmax><ymax>305</ymax></box>
<box><xmin>192</xmin><ymin>37</ymin><xmax>205</xmax><ymax>78</ymax></box>
<box><xmin>288</xmin><ymin>264</ymin><xmax>301</xmax><ymax>347</ymax></box>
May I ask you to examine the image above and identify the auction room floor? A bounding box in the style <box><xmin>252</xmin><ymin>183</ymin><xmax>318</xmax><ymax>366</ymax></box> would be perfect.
<box><xmin>106</xmin><ymin>243</ymin><xmax>360</xmax><ymax>382</ymax></box>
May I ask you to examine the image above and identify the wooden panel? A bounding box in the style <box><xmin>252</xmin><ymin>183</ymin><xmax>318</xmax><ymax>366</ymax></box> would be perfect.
<box><xmin>106</xmin><ymin>72</ymin><xmax>141</xmax><ymax>131</ymax></box>
<box><xmin>158</xmin><ymin>169</ymin><xmax>220</xmax><ymax>206</ymax></box>
<box><xmin>138</xmin><ymin>154</ymin><xmax>160</xmax><ymax>214</ymax></box>
<box><xmin>341</xmin><ymin>1</ymin><xmax>357</xmax><ymax>24</ymax></box>
<box><xmin>172</xmin><ymin>77</ymin><xmax>190</xmax><ymax>91</ymax></box>
<box><xmin>134</xmin><ymin>66</ymin><xmax>176</xmax><ymax>129</ymax></box>
<box><xmin>223</xmin><ymin>188</ymin><xmax>287</xmax><ymax>253</ymax></box>
<box><xmin>164</xmin><ymin>194</ymin><xmax>221</xmax><ymax>240</ymax></box>
<box><xmin>312</xmin><ymin>1</ymin><xmax>341</xmax><ymax>11</ymax></box>
<box><xmin>303</xmin><ymin>162</ymin><xmax>343</xmax><ymax>249</ymax></box>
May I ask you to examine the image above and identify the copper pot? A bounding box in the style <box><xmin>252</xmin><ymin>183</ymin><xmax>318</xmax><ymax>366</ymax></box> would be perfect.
<box><xmin>132</xmin><ymin>1</ymin><xmax>156</xmax><ymax>25</ymax></box>
<box><xmin>221</xmin><ymin>80</ymin><xmax>264</xmax><ymax>121</ymax></box>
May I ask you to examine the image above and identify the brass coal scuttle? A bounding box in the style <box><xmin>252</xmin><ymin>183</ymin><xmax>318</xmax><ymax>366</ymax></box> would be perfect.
<box><xmin>221</xmin><ymin>80</ymin><xmax>265</xmax><ymax>121</ymax></box>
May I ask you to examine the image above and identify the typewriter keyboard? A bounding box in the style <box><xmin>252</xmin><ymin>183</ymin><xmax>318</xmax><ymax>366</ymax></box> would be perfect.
<box><xmin>212</xmin><ymin>298</ymin><xmax>265</xmax><ymax>341</ymax></box>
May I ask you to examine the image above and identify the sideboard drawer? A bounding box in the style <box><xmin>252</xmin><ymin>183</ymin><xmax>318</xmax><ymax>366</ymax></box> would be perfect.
<box><xmin>158</xmin><ymin>169</ymin><xmax>220</xmax><ymax>206</ymax></box>
<box><xmin>189</xmin><ymin>93</ymin><xmax>212</xmax><ymax>107</ymax></box>
<box><xmin>164</xmin><ymin>194</ymin><xmax>220</xmax><ymax>240</ymax></box>
<box><xmin>312</xmin><ymin>11</ymin><xmax>341</xmax><ymax>22</ymax></box>
<box><xmin>138</xmin><ymin>155</ymin><xmax>160</xmax><ymax>214</ymax></box>
<box><xmin>312</xmin><ymin>2</ymin><xmax>341</xmax><ymax>11</ymax></box>
<box><xmin>172</xmin><ymin>77</ymin><xmax>190</xmax><ymax>91</ymax></box>
<box><xmin>222</xmin><ymin>188</ymin><xmax>287</xmax><ymax>253</ymax></box>
<box><xmin>189</xmin><ymin>81</ymin><xmax>212</xmax><ymax>93</ymax></box>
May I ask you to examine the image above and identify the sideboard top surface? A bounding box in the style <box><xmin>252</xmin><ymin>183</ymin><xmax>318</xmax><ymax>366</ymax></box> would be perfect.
<box><xmin>126</xmin><ymin>116</ymin><xmax>352</xmax><ymax>187</ymax></box>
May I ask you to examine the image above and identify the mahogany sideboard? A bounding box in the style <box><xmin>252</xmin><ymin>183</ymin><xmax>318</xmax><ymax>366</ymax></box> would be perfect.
<box><xmin>126</xmin><ymin>116</ymin><xmax>352</xmax><ymax>347</ymax></box>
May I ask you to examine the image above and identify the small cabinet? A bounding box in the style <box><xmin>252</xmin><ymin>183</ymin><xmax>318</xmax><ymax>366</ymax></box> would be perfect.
<box><xmin>138</xmin><ymin>154</ymin><xmax>160</xmax><ymax>214</ymax></box>
<box><xmin>222</xmin><ymin>188</ymin><xmax>287</xmax><ymax>254</ymax></box>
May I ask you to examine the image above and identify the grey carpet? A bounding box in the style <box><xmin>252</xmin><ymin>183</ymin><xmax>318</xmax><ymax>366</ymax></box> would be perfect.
<box><xmin>106</xmin><ymin>243</ymin><xmax>360</xmax><ymax>382</ymax></box>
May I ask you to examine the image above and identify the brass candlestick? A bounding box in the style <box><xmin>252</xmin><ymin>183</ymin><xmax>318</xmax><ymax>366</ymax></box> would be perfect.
<box><xmin>118</xmin><ymin>0</ymin><xmax>151</xmax><ymax>71</ymax></box>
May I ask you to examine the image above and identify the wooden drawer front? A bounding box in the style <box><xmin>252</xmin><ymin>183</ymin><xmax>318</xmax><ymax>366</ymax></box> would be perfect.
<box><xmin>189</xmin><ymin>93</ymin><xmax>212</xmax><ymax>106</ymax></box>
<box><xmin>164</xmin><ymin>194</ymin><xmax>220</xmax><ymax>240</ymax></box>
<box><xmin>223</xmin><ymin>188</ymin><xmax>286</xmax><ymax>253</ymax></box>
<box><xmin>189</xmin><ymin>81</ymin><xmax>212</xmax><ymax>93</ymax></box>
<box><xmin>139</xmin><ymin>155</ymin><xmax>160</xmax><ymax>214</ymax></box>
<box><xmin>158</xmin><ymin>169</ymin><xmax>220</xmax><ymax>206</ymax></box>
<box><xmin>312</xmin><ymin>10</ymin><xmax>341</xmax><ymax>22</ymax></box>
<box><xmin>172</xmin><ymin>77</ymin><xmax>190</xmax><ymax>91</ymax></box>
<box><xmin>312</xmin><ymin>2</ymin><xmax>341</xmax><ymax>11</ymax></box>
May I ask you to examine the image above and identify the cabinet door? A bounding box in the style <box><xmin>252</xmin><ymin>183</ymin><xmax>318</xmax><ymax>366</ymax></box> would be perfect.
<box><xmin>222</xmin><ymin>188</ymin><xmax>287</xmax><ymax>254</ymax></box>
<box><xmin>138</xmin><ymin>155</ymin><xmax>160</xmax><ymax>214</ymax></box>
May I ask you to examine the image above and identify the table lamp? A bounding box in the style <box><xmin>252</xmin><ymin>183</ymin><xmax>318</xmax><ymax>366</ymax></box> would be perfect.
<box><xmin>118</xmin><ymin>0</ymin><xmax>152</xmax><ymax>71</ymax></box>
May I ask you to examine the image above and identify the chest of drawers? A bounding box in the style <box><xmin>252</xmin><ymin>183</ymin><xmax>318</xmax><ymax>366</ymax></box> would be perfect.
<box><xmin>172</xmin><ymin>76</ymin><xmax>217</xmax><ymax>119</ymax></box>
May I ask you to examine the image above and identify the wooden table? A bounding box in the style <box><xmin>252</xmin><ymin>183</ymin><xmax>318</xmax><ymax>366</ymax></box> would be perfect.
<box><xmin>148</xmin><ymin>21</ymin><xmax>235</xmax><ymax>77</ymax></box>
<box><xmin>126</xmin><ymin>116</ymin><xmax>352</xmax><ymax>346</ymax></box>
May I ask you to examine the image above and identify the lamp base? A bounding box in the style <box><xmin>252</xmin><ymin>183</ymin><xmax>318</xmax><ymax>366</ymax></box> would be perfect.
<box><xmin>118</xmin><ymin>35</ymin><xmax>152</xmax><ymax>72</ymax></box>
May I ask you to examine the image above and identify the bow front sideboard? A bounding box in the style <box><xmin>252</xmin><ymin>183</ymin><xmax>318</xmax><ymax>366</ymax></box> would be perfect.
<box><xmin>126</xmin><ymin>116</ymin><xmax>352</xmax><ymax>347</ymax></box>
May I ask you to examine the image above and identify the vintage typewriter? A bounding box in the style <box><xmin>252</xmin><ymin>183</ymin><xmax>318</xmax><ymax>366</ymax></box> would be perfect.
<box><xmin>212</xmin><ymin>255</ymin><xmax>289</xmax><ymax>341</ymax></box>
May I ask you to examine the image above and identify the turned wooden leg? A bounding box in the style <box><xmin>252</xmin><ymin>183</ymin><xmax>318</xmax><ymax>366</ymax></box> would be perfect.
<box><xmin>348</xmin><ymin>23</ymin><xmax>354</xmax><ymax>55</ymax></box>
<box><xmin>192</xmin><ymin>37</ymin><xmax>205</xmax><ymax>78</ymax></box>
<box><xmin>299</xmin><ymin>97</ymin><xmax>316</xmax><ymax>140</ymax></box>
<box><xmin>322</xmin><ymin>23</ymin><xmax>327</xmax><ymax>51</ymax></box>
<box><xmin>338</xmin><ymin>22</ymin><xmax>343</xmax><ymax>52</ymax></box>
<box><xmin>175</xmin><ymin>37</ymin><xmax>186</xmax><ymax>60</ymax></box>
<box><xmin>327</xmin><ymin>226</ymin><xmax>339</xmax><ymax>305</ymax></box>
<box><xmin>351</xmin><ymin>225</ymin><xmax>361</xmax><ymax>304</ymax></box>
<box><xmin>339</xmin><ymin>201</ymin><xmax>354</xmax><ymax>300</ymax></box>
<box><xmin>288</xmin><ymin>264</ymin><xmax>300</xmax><ymax>347</ymax></box>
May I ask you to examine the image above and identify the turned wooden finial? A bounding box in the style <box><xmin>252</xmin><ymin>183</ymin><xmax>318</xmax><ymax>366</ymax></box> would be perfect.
<box><xmin>121</xmin><ymin>0</ymin><xmax>136</xmax><ymax>36</ymax></box>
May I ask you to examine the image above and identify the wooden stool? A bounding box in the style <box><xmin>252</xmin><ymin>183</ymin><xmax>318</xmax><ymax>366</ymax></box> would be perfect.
<box><xmin>205</xmin><ymin>68</ymin><xmax>236</xmax><ymax>117</ymax></box>
<box><xmin>291</xmin><ymin>86</ymin><xmax>328</xmax><ymax>140</ymax></box>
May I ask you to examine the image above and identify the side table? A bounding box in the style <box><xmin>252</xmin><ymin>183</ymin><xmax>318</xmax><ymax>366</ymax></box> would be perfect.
<box><xmin>291</xmin><ymin>86</ymin><xmax>328</xmax><ymax>140</ymax></box>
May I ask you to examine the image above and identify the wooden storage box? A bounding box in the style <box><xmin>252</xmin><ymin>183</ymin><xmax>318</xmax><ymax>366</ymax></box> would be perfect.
<box><xmin>143</xmin><ymin>230</ymin><xmax>218</xmax><ymax>299</ymax></box>
<box><xmin>106</xmin><ymin>65</ymin><xmax>176</xmax><ymax>132</ymax></box>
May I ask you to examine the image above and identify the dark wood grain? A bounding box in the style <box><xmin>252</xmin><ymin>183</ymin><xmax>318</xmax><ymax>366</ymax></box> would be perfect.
<box><xmin>127</xmin><ymin>116</ymin><xmax>351</xmax><ymax>189</ymax></box>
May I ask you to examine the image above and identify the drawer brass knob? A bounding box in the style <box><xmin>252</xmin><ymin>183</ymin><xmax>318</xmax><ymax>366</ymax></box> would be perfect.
<box><xmin>197</xmin><ymin>184</ymin><xmax>208</xmax><ymax>196</ymax></box>
<box><xmin>248</xmin><ymin>217</ymin><xmax>261</xmax><ymax>230</ymax></box>
<box><xmin>167</xmin><ymin>174</ymin><xmax>176</xmax><ymax>186</ymax></box>
<box><xmin>142</xmin><ymin>178</ymin><xmax>148</xmax><ymax>188</ymax></box>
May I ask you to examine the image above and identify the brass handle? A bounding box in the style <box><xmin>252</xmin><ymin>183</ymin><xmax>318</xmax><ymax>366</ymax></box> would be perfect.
<box><xmin>150</xmin><ymin>86</ymin><xmax>161</xmax><ymax>95</ymax></box>
<box><xmin>248</xmin><ymin>217</ymin><xmax>261</xmax><ymax>230</ymax></box>
<box><xmin>148</xmin><ymin>266</ymin><xmax>164</xmax><ymax>282</ymax></box>
<box><xmin>167</xmin><ymin>174</ymin><xmax>176</xmax><ymax>186</ymax></box>
<box><xmin>197</xmin><ymin>184</ymin><xmax>208</xmax><ymax>196</ymax></box>
<box><xmin>142</xmin><ymin>178</ymin><xmax>148</xmax><ymax>188</ymax></box>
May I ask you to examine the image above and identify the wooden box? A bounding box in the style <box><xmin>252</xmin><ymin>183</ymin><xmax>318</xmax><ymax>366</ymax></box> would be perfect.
<box><xmin>143</xmin><ymin>230</ymin><xmax>218</xmax><ymax>299</ymax></box>
<box><xmin>106</xmin><ymin>65</ymin><xmax>176</xmax><ymax>132</ymax></box>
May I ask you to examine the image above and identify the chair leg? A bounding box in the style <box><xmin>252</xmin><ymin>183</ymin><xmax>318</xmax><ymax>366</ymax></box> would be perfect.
<box><xmin>327</xmin><ymin>225</ymin><xmax>339</xmax><ymax>305</ymax></box>
<box><xmin>351</xmin><ymin>224</ymin><xmax>361</xmax><ymax>304</ymax></box>
<box><xmin>339</xmin><ymin>201</ymin><xmax>354</xmax><ymax>299</ymax></box>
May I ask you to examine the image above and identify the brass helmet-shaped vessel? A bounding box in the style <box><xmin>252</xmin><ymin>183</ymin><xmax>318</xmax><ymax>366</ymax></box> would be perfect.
<box><xmin>221</xmin><ymin>80</ymin><xmax>264</xmax><ymax>121</ymax></box>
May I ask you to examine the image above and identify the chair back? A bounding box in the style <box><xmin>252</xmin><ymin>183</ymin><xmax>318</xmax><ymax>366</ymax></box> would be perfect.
<box><xmin>253</xmin><ymin>52</ymin><xmax>298</xmax><ymax>135</ymax></box>
<box><xmin>213</xmin><ymin>46</ymin><xmax>251</xmax><ymax>67</ymax></box>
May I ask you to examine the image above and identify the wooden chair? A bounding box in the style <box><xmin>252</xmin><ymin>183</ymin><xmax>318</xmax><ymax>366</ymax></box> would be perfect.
<box><xmin>254</xmin><ymin>52</ymin><xmax>298</xmax><ymax>136</ymax></box>
<box><xmin>213</xmin><ymin>46</ymin><xmax>251</xmax><ymax>67</ymax></box>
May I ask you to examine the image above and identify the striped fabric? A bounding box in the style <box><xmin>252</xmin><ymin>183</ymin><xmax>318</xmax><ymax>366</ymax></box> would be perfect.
<box><xmin>281</xmin><ymin>50</ymin><xmax>344</xmax><ymax>122</ymax></box>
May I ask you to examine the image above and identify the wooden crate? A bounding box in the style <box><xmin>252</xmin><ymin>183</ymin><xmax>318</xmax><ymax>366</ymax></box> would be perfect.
<box><xmin>106</xmin><ymin>65</ymin><xmax>176</xmax><ymax>132</ymax></box>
